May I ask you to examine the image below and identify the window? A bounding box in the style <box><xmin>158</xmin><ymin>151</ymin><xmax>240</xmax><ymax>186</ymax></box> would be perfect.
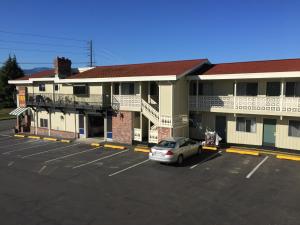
<box><xmin>236</xmin><ymin>82</ymin><xmax>258</xmax><ymax>96</ymax></box>
<box><xmin>113</xmin><ymin>83</ymin><xmax>120</xmax><ymax>95</ymax></box>
<box><xmin>286</xmin><ymin>82</ymin><xmax>300</xmax><ymax>97</ymax></box>
<box><xmin>236</xmin><ymin>117</ymin><xmax>256</xmax><ymax>133</ymax></box>
<box><xmin>73</xmin><ymin>84</ymin><xmax>88</xmax><ymax>95</ymax></box>
<box><xmin>40</xmin><ymin>118</ymin><xmax>48</xmax><ymax>128</ymax></box>
<box><xmin>54</xmin><ymin>84</ymin><xmax>59</xmax><ymax>91</ymax></box>
<box><xmin>266</xmin><ymin>82</ymin><xmax>281</xmax><ymax>96</ymax></box>
<box><xmin>39</xmin><ymin>84</ymin><xmax>45</xmax><ymax>92</ymax></box>
<box><xmin>288</xmin><ymin>120</ymin><xmax>300</xmax><ymax>137</ymax></box>
<box><xmin>122</xmin><ymin>83</ymin><xmax>134</xmax><ymax>95</ymax></box>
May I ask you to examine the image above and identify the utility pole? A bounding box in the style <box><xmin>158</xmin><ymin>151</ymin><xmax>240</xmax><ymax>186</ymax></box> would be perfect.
<box><xmin>88</xmin><ymin>40</ymin><xmax>93</xmax><ymax>67</ymax></box>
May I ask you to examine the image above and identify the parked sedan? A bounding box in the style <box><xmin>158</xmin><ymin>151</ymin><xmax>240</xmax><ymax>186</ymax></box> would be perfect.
<box><xmin>149</xmin><ymin>137</ymin><xmax>201</xmax><ymax>165</ymax></box>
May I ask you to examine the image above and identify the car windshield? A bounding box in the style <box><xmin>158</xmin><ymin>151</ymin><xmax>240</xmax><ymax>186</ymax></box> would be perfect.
<box><xmin>157</xmin><ymin>140</ymin><xmax>176</xmax><ymax>148</ymax></box>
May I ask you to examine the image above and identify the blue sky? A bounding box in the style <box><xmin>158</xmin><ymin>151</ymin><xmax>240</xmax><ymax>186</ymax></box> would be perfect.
<box><xmin>0</xmin><ymin>0</ymin><xmax>299</xmax><ymax>69</ymax></box>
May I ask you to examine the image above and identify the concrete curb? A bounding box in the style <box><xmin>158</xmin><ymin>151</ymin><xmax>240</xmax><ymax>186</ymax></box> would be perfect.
<box><xmin>43</xmin><ymin>137</ymin><xmax>58</xmax><ymax>142</ymax></box>
<box><xmin>104</xmin><ymin>144</ymin><xmax>126</xmax><ymax>150</ymax></box>
<box><xmin>28</xmin><ymin>135</ymin><xmax>41</xmax><ymax>139</ymax></box>
<box><xmin>226</xmin><ymin>148</ymin><xmax>260</xmax><ymax>156</ymax></box>
<box><xmin>276</xmin><ymin>154</ymin><xmax>300</xmax><ymax>161</ymax></box>
<box><xmin>14</xmin><ymin>134</ymin><xmax>25</xmax><ymax>138</ymax></box>
<box><xmin>203</xmin><ymin>146</ymin><xmax>218</xmax><ymax>151</ymax></box>
<box><xmin>134</xmin><ymin>147</ymin><xmax>150</xmax><ymax>153</ymax></box>
<box><xmin>91</xmin><ymin>143</ymin><xmax>101</xmax><ymax>147</ymax></box>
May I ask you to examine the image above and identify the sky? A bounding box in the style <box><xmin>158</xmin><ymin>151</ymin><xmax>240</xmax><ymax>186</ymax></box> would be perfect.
<box><xmin>0</xmin><ymin>0</ymin><xmax>299</xmax><ymax>69</ymax></box>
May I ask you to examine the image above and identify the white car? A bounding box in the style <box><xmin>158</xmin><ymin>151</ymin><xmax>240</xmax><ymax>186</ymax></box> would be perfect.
<box><xmin>149</xmin><ymin>137</ymin><xmax>202</xmax><ymax>165</ymax></box>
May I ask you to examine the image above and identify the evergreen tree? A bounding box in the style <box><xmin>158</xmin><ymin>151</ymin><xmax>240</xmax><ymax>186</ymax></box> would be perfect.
<box><xmin>0</xmin><ymin>55</ymin><xmax>24</xmax><ymax>106</ymax></box>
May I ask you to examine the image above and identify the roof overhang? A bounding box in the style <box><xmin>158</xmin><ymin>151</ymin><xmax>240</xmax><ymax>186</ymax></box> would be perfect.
<box><xmin>188</xmin><ymin>71</ymin><xmax>300</xmax><ymax>80</ymax></box>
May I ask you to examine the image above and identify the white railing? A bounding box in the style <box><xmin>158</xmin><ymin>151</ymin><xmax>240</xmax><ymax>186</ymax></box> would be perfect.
<box><xmin>149</xmin><ymin>129</ymin><xmax>158</xmax><ymax>143</ymax></box>
<box><xmin>141</xmin><ymin>99</ymin><xmax>159</xmax><ymax>125</ymax></box>
<box><xmin>133</xmin><ymin>128</ymin><xmax>142</xmax><ymax>142</ymax></box>
<box><xmin>113</xmin><ymin>95</ymin><xmax>141</xmax><ymax>110</ymax></box>
<box><xmin>159</xmin><ymin>115</ymin><xmax>172</xmax><ymax>127</ymax></box>
<box><xmin>189</xmin><ymin>95</ymin><xmax>300</xmax><ymax>115</ymax></box>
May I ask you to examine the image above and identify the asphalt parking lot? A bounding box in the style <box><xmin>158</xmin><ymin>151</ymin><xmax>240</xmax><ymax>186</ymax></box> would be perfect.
<box><xmin>0</xmin><ymin>122</ymin><xmax>300</xmax><ymax>225</ymax></box>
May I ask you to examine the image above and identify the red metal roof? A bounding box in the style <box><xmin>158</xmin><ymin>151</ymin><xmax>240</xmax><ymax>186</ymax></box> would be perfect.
<box><xmin>202</xmin><ymin>58</ymin><xmax>300</xmax><ymax>75</ymax></box>
<box><xmin>68</xmin><ymin>59</ymin><xmax>208</xmax><ymax>79</ymax></box>
<box><xmin>17</xmin><ymin>69</ymin><xmax>55</xmax><ymax>80</ymax></box>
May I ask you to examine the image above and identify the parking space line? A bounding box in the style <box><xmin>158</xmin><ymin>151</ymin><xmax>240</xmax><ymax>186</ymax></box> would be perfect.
<box><xmin>2</xmin><ymin>141</ymin><xmax>55</xmax><ymax>155</ymax></box>
<box><xmin>190</xmin><ymin>151</ymin><xmax>222</xmax><ymax>169</ymax></box>
<box><xmin>246</xmin><ymin>156</ymin><xmax>269</xmax><ymax>179</ymax></box>
<box><xmin>0</xmin><ymin>134</ymin><xmax>12</xmax><ymax>137</ymax></box>
<box><xmin>21</xmin><ymin>143</ymin><xmax>80</xmax><ymax>158</ymax></box>
<box><xmin>44</xmin><ymin>147</ymin><xmax>99</xmax><ymax>164</ymax></box>
<box><xmin>108</xmin><ymin>159</ymin><xmax>150</xmax><ymax>177</ymax></box>
<box><xmin>72</xmin><ymin>149</ymin><xmax>129</xmax><ymax>169</ymax></box>
<box><xmin>0</xmin><ymin>139</ymin><xmax>38</xmax><ymax>148</ymax></box>
<box><xmin>38</xmin><ymin>165</ymin><xmax>47</xmax><ymax>174</ymax></box>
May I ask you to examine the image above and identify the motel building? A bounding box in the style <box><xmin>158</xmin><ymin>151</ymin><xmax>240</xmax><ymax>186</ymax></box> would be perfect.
<box><xmin>8</xmin><ymin>57</ymin><xmax>300</xmax><ymax>151</ymax></box>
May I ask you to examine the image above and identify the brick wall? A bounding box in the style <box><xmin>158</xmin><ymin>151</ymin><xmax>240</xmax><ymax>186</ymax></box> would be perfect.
<box><xmin>30</xmin><ymin>126</ymin><xmax>77</xmax><ymax>139</ymax></box>
<box><xmin>112</xmin><ymin>111</ymin><xmax>133</xmax><ymax>144</ymax></box>
<box><xmin>158</xmin><ymin>127</ymin><xmax>172</xmax><ymax>142</ymax></box>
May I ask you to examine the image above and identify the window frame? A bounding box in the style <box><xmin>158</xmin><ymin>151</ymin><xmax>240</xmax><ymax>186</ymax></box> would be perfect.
<box><xmin>40</xmin><ymin>118</ymin><xmax>48</xmax><ymax>128</ymax></box>
<box><xmin>288</xmin><ymin>120</ymin><xmax>300</xmax><ymax>138</ymax></box>
<box><xmin>236</xmin><ymin>117</ymin><xmax>256</xmax><ymax>133</ymax></box>
<box><xmin>38</xmin><ymin>84</ymin><xmax>45</xmax><ymax>92</ymax></box>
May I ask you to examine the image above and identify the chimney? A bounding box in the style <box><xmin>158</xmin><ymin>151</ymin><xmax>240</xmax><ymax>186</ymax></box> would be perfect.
<box><xmin>54</xmin><ymin>57</ymin><xmax>72</xmax><ymax>78</ymax></box>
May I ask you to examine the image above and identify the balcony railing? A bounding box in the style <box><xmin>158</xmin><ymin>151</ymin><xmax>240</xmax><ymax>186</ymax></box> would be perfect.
<box><xmin>26</xmin><ymin>93</ymin><xmax>111</xmax><ymax>110</ymax></box>
<box><xmin>112</xmin><ymin>95</ymin><xmax>141</xmax><ymax>111</ymax></box>
<box><xmin>189</xmin><ymin>95</ymin><xmax>300</xmax><ymax>116</ymax></box>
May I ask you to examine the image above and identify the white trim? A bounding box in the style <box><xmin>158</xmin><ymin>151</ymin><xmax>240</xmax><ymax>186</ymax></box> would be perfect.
<box><xmin>9</xmin><ymin>75</ymin><xmax>177</xmax><ymax>85</ymax></box>
<box><xmin>188</xmin><ymin>71</ymin><xmax>300</xmax><ymax>80</ymax></box>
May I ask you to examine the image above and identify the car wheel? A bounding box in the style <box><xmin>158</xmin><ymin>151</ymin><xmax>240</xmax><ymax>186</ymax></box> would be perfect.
<box><xmin>177</xmin><ymin>154</ymin><xmax>184</xmax><ymax>166</ymax></box>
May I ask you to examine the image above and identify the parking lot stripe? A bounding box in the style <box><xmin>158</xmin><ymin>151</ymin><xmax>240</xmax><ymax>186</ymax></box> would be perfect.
<box><xmin>21</xmin><ymin>143</ymin><xmax>80</xmax><ymax>158</ymax></box>
<box><xmin>108</xmin><ymin>159</ymin><xmax>150</xmax><ymax>177</ymax></box>
<box><xmin>0</xmin><ymin>139</ymin><xmax>38</xmax><ymax>148</ymax></box>
<box><xmin>246</xmin><ymin>156</ymin><xmax>269</xmax><ymax>179</ymax></box>
<box><xmin>44</xmin><ymin>147</ymin><xmax>99</xmax><ymax>164</ymax></box>
<box><xmin>38</xmin><ymin>165</ymin><xmax>47</xmax><ymax>174</ymax></box>
<box><xmin>2</xmin><ymin>141</ymin><xmax>54</xmax><ymax>155</ymax></box>
<box><xmin>72</xmin><ymin>149</ymin><xmax>129</xmax><ymax>169</ymax></box>
<box><xmin>190</xmin><ymin>151</ymin><xmax>222</xmax><ymax>169</ymax></box>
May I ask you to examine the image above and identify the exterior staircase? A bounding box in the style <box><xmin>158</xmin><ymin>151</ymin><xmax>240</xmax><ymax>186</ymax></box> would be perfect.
<box><xmin>141</xmin><ymin>99</ymin><xmax>159</xmax><ymax>126</ymax></box>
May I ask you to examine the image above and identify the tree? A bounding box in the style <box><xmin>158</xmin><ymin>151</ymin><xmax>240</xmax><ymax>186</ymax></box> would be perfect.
<box><xmin>0</xmin><ymin>55</ymin><xmax>24</xmax><ymax>107</ymax></box>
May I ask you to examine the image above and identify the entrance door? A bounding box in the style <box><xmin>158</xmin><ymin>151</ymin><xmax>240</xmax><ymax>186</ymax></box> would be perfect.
<box><xmin>88</xmin><ymin>115</ymin><xmax>104</xmax><ymax>138</ymax></box>
<box><xmin>215</xmin><ymin>116</ymin><xmax>227</xmax><ymax>143</ymax></box>
<box><xmin>263</xmin><ymin>119</ymin><xmax>276</xmax><ymax>146</ymax></box>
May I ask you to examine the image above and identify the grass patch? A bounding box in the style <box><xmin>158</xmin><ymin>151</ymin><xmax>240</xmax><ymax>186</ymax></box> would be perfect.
<box><xmin>0</xmin><ymin>108</ymin><xmax>15</xmax><ymax>120</ymax></box>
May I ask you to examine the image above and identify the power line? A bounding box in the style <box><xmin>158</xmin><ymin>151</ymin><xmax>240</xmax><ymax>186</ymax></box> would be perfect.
<box><xmin>0</xmin><ymin>39</ymin><xmax>86</xmax><ymax>49</ymax></box>
<box><xmin>0</xmin><ymin>29</ymin><xmax>87</xmax><ymax>42</ymax></box>
<box><xmin>0</xmin><ymin>46</ymin><xmax>86</xmax><ymax>55</ymax></box>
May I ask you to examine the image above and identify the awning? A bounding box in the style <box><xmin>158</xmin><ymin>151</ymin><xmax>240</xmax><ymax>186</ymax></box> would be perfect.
<box><xmin>9</xmin><ymin>107</ymin><xmax>29</xmax><ymax>116</ymax></box>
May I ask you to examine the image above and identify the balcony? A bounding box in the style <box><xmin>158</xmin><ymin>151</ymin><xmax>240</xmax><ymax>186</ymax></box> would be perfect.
<box><xmin>26</xmin><ymin>93</ymin><xmax>111</xmax><ymax>110</ymax></box>
<box><xmin>112</xmin><ymin>95</ymin><xmax>141</xmax><ymax>111</ymax></box>
<box><xmin>189</xmin><ymin>95</ymin><xmax>300</xmax><ymax>116</ymax></box>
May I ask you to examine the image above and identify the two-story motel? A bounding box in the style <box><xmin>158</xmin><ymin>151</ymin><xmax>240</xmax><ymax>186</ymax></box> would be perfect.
<box><xmin>8</xmin><ymin>57</ymin><xmax>300</xmax><ymax>151</ymax></box>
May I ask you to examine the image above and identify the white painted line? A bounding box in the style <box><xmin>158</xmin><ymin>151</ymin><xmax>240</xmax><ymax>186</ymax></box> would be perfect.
<box><xmin>246</xmin><ymin>156</ymin><xmax>269</xmax><ymax>179</ymax></box>
<box><xmin>108</xmin><ymin>159</ymin><xmax>150</xmax><ymax>177</ymax></box>
<box><xmin>8</xmin><ymin>161</ymin><xmax>14</xmax><ymax>167</ymax></box>
<box><xmin>0</xmin><ymin>139</ymin><xmax>38</xmax><ymax>148</ymax></box>
<box><xmin>190</xmin><ymin>151</ymin><xmax>222</xmax><ymax>169</ymax></box>
<box><xmin>21</xmin><ymin>143</ymin><xmax>80</xmax><ymax>158</ymax></box>
<box><xmin>72</xmin><ymin>149</ymin><xmax>129</xmax><ymax>169</ymax></box>
<box><xmin>44</xmin><ymin>147</ymin><xmax>99</xmax><ymax>164</ymax></box>
<box><xmin>0</xmin><ymin>134</ymin><xmax>12</xmax><ymax>137</ymax></box>
<box><xmin>2</xmin><ymin>141</ymin><xmax>54</xmax><ymax>155</ymax></box>
<box><xmin>38</xmin><ymin>165</ymin><xmax>47</xmax><ymax>174</ymax></box>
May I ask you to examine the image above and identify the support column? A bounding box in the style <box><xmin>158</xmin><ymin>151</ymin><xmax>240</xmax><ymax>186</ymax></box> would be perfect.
<box><xmin>48</xmin><ymin>110</ymin><xmax>51</xmax><ymax>136</ymax></box>
<box><xmin>35</xmin><ymin>108</ymin><xmax>38</xmax><ymax>135</ymax></box>
<box><xmin>104</xmin><ymin>111</ymin><xmax>107</xmax><ymax>140</ymax></box>
<box><xmin>280</xmin><ymin>80</ymin><xmax>285</xmax><ymax>118</ymax></box>
<box><xmin>234</xmin><ymin>80</ymin><xmax>237</xmax><ymax>111</ymax></box>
